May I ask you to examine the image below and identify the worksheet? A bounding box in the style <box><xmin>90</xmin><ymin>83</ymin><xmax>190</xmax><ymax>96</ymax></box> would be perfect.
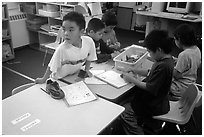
<box><xmin>95</xmin><ymin>70</ymin><xmax>128</xmax><ymax>88</ymax></box>
<box><xmin>61</xmin><ymin>81</ymin><xmax>98</xmax><ymax>106</ymax></box>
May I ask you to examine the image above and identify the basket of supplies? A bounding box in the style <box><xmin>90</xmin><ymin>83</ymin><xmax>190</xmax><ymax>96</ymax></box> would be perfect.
<box><xmin>113</xmin><ymin>45</ymin><xmax>148</xmax><ymax>71</ymax></box>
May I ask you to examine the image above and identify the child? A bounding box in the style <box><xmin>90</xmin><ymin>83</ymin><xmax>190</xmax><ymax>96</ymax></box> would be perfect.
<box><xmin>169</xmin><ymin>24</ymin><xmax>201</xmax><ymax>100</ymax></box>
<box><xmin>119</xmin><ymin>30</ymin><xmax>174</xmax><ymax>134</ymax></box>
<box><xmin>101</xmin><ymin>11</ymin><xmax>120</xmax><ymax>50</ymax></box>
<box><xmin>86</xmin><ymin>18</ymin><xmax>119</xmax><ymax>63</ymax></box>
<box><xmin>35</xmin><ymin>12</ymin><xmax>97</xmax><ymax>84</ymax></box>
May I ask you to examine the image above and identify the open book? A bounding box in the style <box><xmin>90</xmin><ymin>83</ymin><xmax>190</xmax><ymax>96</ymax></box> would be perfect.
<box><xmin>60</xmin><ymin>81</ymin><xmax>98</xmax><ymax>106</ymax></box>
<box><xmin>95</xmin><ymin>70</ymin><xmax>128</xmax><ymax>88</ymax></box>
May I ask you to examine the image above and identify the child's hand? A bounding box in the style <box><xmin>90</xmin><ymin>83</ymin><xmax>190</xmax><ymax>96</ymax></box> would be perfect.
<box><xmin>109</xmin><ymin>42</ymin><xmax>120</xmax><ymax>50</ymax></box>
<box><xmin>121</xmin><ymin>73</ymin><xmax>136</xmax><ymax>83</ymax></box>
<box><xmin>86</xmin><ymin>70</ymin><xmax>93</xmax><ymax>77</ymax></box>
<box><xmin>172</xmin><ymin>56</ymin><xmax>178</xmax><ymax>65</ymax></box>
<box><xmin>35</xmin><ymin>77</ymin><xmax>46</xmax><ymax>84</ymax></box>
<box><xmin>111</xmin><ymin>51</ymin><xmax>120</xmax><ymax>58</ymax></box>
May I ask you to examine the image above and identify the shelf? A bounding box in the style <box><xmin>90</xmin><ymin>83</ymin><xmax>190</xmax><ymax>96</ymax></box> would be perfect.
<box><xmin>38</xmin><ymin>30</ymin><xmax>58</xmax><ymax>36</ymax></box>
<box><xmin>2</xmin><ymin>3</ymin><xmax>15</xmax><ymax>62</ymax></box>
<box><xmin>2</xmin><ymin>36</ymin><xmax>11</xmax><ymax>41</ymax></box>
<box><xmin>38</xmin><ymin>2</ymin><xmax>76</xmax><ymax>7</ymax></box>
<box><xmin>135</xmin><ymin>11</ymin><xmax>202</xmax><ymax>23</ymax></box>
<box><xmin>2</xmin><ymin>18</ymin><xmax>9</xmax><ymax>21</ymax></box>
<box><xmin>2</xmin><ymin>55</ymin><xmax>15</xmax><ymax>62</ymax></box>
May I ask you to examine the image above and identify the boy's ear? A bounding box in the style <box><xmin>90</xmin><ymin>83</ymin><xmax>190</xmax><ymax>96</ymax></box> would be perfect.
<box><xmin>80</xmin><ymin>29</ymin><xmax>85</xmax><ymax>35</ymax></box>
<box><xmin>90</xmin><ymin>30</ymin><xmax>94</xmax><ymax>34</ymax></box>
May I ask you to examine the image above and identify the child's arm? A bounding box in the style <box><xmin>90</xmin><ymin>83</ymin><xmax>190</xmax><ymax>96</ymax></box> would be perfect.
<box><xmin>35</xmin><ymin>67</ymin><xmax>52</xmax><ymax>84</ymax></box>
<box><xmin>173</xmin><ymin>69</ymin><xmax>183</xmax><ymax>80</ymax></box>
<box><xmin>84</xmin><ymin>60</ymin><xmax>93</xmax><ymax>77</ymax></box>
<box><xmin>121</xmin><ymin>73</ymin><xmax>146</xmax><ymax>90</ymax></box>
<box><xmin>119</xmin><ymin>68</ymin><xmax>149</xmax><ymax>77</ymax></box>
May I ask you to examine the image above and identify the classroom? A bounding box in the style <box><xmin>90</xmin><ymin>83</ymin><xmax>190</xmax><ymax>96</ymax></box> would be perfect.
<box><xmin>2</xmin><ymin>2</ymin><xmax>202</xmax><ymax>135</ymax></box>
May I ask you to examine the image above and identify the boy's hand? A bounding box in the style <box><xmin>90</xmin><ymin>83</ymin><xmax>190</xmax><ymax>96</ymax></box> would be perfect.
<box><xmin>85</xmin><ymin>70</ymin><xmax>93</xmax><ymax>77</ymax></box>
<box><xmin>111</xmin><ymin>51</ymin><xmax>120</xmax><ymax>58</ymax></box>
<box><xmin>172</xmin><ymin>56</ymin><xmax>178</xmax><ymax>66</ymax></box>
<box><xmin>109</xmin><ymin>42</ymin><xmax>120</xmax><ymax>50</ymax></box>
<box><xmin>121</xmin><ymin>73</ymin><xmax>136</xmax><ymax>83</ymax></box>
<box><xmin>35</xmin><ymin>77</ymin><xmax>46</xmax><ymax>84</ymax></box>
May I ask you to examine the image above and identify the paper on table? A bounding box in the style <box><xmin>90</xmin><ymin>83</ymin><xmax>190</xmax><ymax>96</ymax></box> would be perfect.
<box><xmin>84</xmin><ymin>77</ymin><xmax>107</xmax><ymax>85</ymax></box>
<box><xmin>61</xmin><ymin>81</ymin><xmax>98</xmax><ymax>106</ymax></box>
<box><xmin>90</xmin><ymin>69</ymin><xmax>105</xmax><ymax>76</ymax></box>
<box><xmin>95</xmin><ymin>70</ymin><xmax>128</xmax><ymax>88</ymax></box>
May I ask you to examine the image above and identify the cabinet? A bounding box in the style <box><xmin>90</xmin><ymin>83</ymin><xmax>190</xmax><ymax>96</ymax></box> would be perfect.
<box><xmin>23</xmin><ymin>2</ymin><xmax>102</xmax><ymax>52</ymax></box>
<box><xmin>2</xmin><ymin>3</ymin><xmax>15</xmax><ymax>62</ymax></box>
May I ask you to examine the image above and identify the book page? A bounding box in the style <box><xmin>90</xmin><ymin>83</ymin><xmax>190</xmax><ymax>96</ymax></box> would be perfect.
<box><xmin>95</xmin><ymin>70</ymin><xmax>128</xmax><ymax>88</ymax></box>
<box><xmin>84</xmin><ymin>77</ymin><xmax>107</xmax><ymax>85</ymax></box>
<box><xmin>61</xmin><ymin>81</ymin><xmax>98</xmax><ymax>106</ymax></box>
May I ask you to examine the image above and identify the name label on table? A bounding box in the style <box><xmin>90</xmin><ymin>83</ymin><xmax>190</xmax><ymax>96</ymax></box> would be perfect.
<box><xmin>20</xmin><ymin>119</ymin><xmax>41</xmax><ymax>132</ymax></box>
<box><xmin>11</xmin><ymin>113</ymin><xmax>31</xmax><ymax>125</ymax></box>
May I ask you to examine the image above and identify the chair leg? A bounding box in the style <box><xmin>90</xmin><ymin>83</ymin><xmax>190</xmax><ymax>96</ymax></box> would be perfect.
<box><xmin>42</xmin><ymin>49</ymin><xmax>48</xmax><ymax>66</ymax></box>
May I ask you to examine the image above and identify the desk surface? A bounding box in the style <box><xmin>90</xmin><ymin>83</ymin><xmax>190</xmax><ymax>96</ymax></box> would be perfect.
<box><xmin>136</xmin><ymin>11</ymin><xmax>202</xmax><ymax>23</ymax></box>
<box><xmin>2</xmin><ymin>85</ymin><xmax>125</xmax><ymax>135</ymax></box>
<box><xmin>62</xmin><ymin>58</ymin><xmax>153</xmax><ymax>102</ymax></box>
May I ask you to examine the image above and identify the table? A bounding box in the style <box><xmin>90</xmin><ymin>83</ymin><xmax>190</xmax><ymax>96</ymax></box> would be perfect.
<box><xmin>61</xmin><ymin>57</ymin><xmax>154</xmax><ymax>102</ymax></box>
<box><xmin>2</xmin><ymin>84</ymin><xmax>125</xmax><ymax>135</ymax></box>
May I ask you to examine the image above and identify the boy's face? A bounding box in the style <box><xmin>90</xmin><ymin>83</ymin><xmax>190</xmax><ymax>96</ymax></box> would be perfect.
<box><xmin>89</xmin><ymin>29</ymin><xmax>104</xmax><ymax>41</ymax></box>
<box><xmin>62</xmin><ymin>20</ymin><xmax>84</xmax><ymax>45</ymax></box>
<box><xmin>147</xmin><ymin>49</ymin><xmax>160</xmax><ymax>61</ymax></box>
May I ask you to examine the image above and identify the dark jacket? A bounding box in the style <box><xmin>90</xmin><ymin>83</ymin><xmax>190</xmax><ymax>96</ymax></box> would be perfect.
<box><xmin>93</xmin><ymin>39</ymin><xmax>114</xmax><ymax>63</ymax></box>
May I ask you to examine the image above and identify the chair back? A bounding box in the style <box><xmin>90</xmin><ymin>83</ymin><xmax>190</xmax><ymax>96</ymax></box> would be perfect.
<box><xmin>12</xmin><ymin>83</ymin><xmax>35</xmax><ymax>95</ymax></box>
<box><xmin>178</xmin><ymin>84</ymin><xmax>200</xmax><ymax>123</ymax></box>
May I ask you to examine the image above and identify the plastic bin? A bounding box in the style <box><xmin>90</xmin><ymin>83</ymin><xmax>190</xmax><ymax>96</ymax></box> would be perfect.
<box><xmin>113</xmin><ymin>46</ymin><xmax>148</xmax><ymax>70</ymax></box>
<box><xmin>38</xmin><ymin>9</ymin><xmax>60</xmax><ymax>18</ymax></box>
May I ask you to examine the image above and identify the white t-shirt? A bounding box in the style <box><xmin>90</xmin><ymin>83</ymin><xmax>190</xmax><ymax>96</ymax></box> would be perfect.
<box><xmin>48</xmin><ymin>36</ymin><xmax>97</xmax><ymax>79</ymax></box>
<box><xmin>171</xmin><ymin>46</ymin><xmax>201</xmax><ymax>95</ymax></box>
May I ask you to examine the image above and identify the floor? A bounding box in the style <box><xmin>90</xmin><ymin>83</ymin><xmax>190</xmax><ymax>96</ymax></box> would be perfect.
<box><xmin>2</xmin><ymin>28</ymin><xmax>202</xmax><ymax>135</ymax></box>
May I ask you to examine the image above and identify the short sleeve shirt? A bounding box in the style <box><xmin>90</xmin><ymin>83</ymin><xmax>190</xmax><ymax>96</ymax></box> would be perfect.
<box><xmin>174</xmin><ymin>46</ymin><xmax>201</xmax><ymax>87</ymax></box>
<box><xmin>131</xmin><ymin>57</ymin><xmax>174</xmax><ymax>116</ymax></box>
<box><xmin>48</xmin><ymin>36</ymin><xmax>97</xmax><ymax>79</ymax></box>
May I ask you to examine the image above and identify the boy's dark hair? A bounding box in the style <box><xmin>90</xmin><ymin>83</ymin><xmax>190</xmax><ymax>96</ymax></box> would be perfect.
<box><xmin>101</xmin><ymin>11</ymin><xmax>117</xmax><ymax>26</ymax></box>
<box><xmin>63</xmin><ymin>11</ymin><xmax>85</xmax><ymax>30</ymax></box>
<box><xmin>173</xmin><ymin>24</ymin><xmax>196</xmax><ymax>47</ymax></box>
<box><xmin>86</xmin><ymin>18</ymin><xmax>105</xmax><ymax>33</ymax></box>
<box><xmin>144</xmin><ymin>30</ymin><xmax>172</xmax><ymax>54</ymax></box>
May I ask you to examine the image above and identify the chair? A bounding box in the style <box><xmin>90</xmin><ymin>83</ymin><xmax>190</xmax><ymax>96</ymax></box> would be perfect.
<box><xmin>191</xmin><ymin>83</ymin><xmax>202</xmax><ymax>131</ymax></box>
<box><xmin>42</xmin><ymin>27</ymin><xmax>64</xmax><ymax>66</ymax></box>
<box><xmin>153</xmin><ymin>83</ymin><xmax>201</xmax><ymax>134</ymax></box>
<box><xmin>12</xmin><ymin>83</ymin><xmax>35</xmax><ymax>95</ymax></box>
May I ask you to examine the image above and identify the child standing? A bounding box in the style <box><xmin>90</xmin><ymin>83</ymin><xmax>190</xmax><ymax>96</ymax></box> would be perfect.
<box><xmin>101</xmin><ymin>11</ymin><xmax>120</xmax><ymax>50</ymax></box>
<box><xmin>35</xmin><ymin>12</ymin><xmax>97</xmax><ymax>84</ymax></box>
<box><xmin>86</xmin><ymin>18</ymin><xmax>119</xmax><ymax>63</ymax></box>
<box><xmin>119</xmin><ymin>30</ymin><xmax>174</xmax><ymax>134</ymax></box>
<box><xmin>169</xmin><ymin>24</ymin><xmax>201</xmax><ymax>100</ymax></box>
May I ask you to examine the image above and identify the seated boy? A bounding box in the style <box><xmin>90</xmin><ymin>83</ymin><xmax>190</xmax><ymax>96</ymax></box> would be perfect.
<box><xmin>119</xmin><ymin>30</ymin><xmax>174</xmax><ymax>134</ymax></box>
<box><xmin>35</xmin><ymin>12</ymin><xmax>97</xmax><ymax>84</ymax></box>
<box><xmin>86</xmin><ymin>18</ymin><xmax>119</xmax><ymax>63</ymax></box>
<box><xmin>169</xmin><ymin>24</ymin><xmax>201</xmax><ymax>101</ymax></box>
<box><xmin>101</xmin><ymin>11</ymin><xmax>120</xmax><ymax>50</ymax></box>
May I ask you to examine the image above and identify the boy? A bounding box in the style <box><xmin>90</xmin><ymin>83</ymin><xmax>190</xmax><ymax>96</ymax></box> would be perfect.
<box><xmin>101</xmin><ymin>11</ymin><xmax>120</xmax><ymax>50</ymax></box>
<box><xmin>35</xmin><ymin>12</ymin><xmax>97</xmax><ymax>84</ymax></box>
<box><xmin>119</xmin><ymin>30</ymin><xmax>174</xmax><ymax>134</ymax></box>
<box><xmin>86</xmin><ymin>18</ymin><xmax>119</xmax><ymax>63</ymax></box>
<box><xmin>169</xmin><ymin>24</ymin><xmax>201</xmax><ymax>100</ymax></box>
